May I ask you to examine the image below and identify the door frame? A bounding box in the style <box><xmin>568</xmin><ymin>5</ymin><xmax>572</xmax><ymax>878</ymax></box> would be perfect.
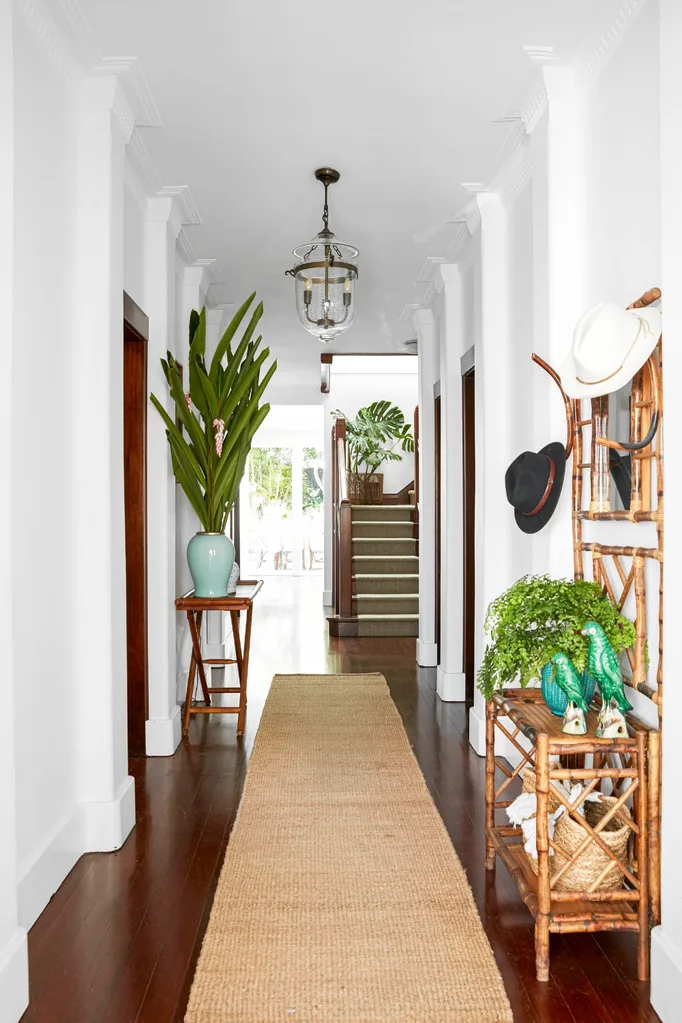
<box><xmin>460</xmin><ymin>345</ymin><xmax>476</xmax><ymax>702</ymax></box>
<box><xmin>433</xmin><ymin>381</ymin><xmax>442</xmax><ymax>662</ymax></box>
<box><xmin>123</xmin><ymin>292</ymin><xmax>149</xmax><ymax>757</ymax></box>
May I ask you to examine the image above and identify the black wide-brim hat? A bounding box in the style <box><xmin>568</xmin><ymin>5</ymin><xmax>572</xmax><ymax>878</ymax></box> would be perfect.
<box><xmin>505</xmin><ymin>441</ymin><xmax>566</xmax><ymax>534</ymax></box>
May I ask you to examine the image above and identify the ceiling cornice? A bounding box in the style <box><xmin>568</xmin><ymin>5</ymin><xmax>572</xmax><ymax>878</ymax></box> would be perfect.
<box><xmin>575</xmin><ymin>0</ymin><xmax>648</xmax><ymax>95</ymax></box>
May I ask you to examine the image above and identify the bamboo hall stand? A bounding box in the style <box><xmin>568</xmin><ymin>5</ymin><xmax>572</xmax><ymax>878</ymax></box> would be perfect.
<box><xmin>485</xmin><ymin>288</ymin><xmax>663</xmax><ymax>982</ymax></box>
<box><xmin>176</xmin><ymin>580</ymin><xmax>263</xmax><ymax>737</ymax></box>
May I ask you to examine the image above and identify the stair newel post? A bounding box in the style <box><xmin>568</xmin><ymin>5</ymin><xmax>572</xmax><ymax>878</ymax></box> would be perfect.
<box><xmin>336</xmin><ymin>418</ymin><xmax>353</xmax><ymax>619</ymax></box>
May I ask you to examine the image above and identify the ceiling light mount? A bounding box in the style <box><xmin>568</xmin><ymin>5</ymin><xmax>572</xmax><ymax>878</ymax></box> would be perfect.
<box><xmin>286</xmin><ymin>167</ymin><xmax>359</xmax><ymax>344</ymax></box>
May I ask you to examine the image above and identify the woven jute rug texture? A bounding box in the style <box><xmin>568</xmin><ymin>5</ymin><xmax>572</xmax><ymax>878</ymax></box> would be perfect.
<box><xmin>186</xmin><ymin>673</ymin><xmax>512</xmax><ymax>1022</ymax></box>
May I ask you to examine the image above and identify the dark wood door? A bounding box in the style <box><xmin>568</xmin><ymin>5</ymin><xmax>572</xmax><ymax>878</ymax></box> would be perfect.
<box><xmin>434</xmin><ymin>390</ymin><xmax>442</xmax><ymax>660</ymax></box>
<box><xmin>123</xmin><ymin>294</ymin><xmax>149</xmax><ymax>756</ymax></box>
<box><xmin>462</xmin><ymin>369</ymin><xmax>476</xmax><ymax>701</ymax></box>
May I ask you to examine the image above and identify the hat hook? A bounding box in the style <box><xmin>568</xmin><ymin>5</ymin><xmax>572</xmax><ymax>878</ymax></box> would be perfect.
<box><xmin>531</xmin><ymin>353</ymin><xmax>574</xmax><ymax>460</ymax></box>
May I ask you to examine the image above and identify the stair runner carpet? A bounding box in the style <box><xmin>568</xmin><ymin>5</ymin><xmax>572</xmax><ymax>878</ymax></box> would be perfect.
<box><xmin>351</xmin><ymin>503</ymin><xmax>418</xmax><ymax>637</ymax></box>
<box><xmin>185</xmin><ymin>674</ymin><xmax>512</xmax><ymax>1022</ymax></box>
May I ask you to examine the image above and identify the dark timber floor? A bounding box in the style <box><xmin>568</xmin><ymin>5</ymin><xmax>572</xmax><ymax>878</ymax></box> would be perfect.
<box><xmin>21</xmin><ymin>577</ymin><xmax>659</xmax><ymax>1022</ymax></box>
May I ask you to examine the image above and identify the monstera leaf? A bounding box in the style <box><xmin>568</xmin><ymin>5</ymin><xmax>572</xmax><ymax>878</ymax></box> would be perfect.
<box><xmin>332</xmin><ymin>400</ymin><xmax>415</xmax><ymax>477</ymax></box>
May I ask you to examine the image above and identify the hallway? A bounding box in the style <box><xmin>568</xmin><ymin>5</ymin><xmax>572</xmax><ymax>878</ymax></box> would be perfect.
<box><xmin>21</xmin><ymin>580</ymin><xmax>657</xmax><ymax>1023</ymax></box>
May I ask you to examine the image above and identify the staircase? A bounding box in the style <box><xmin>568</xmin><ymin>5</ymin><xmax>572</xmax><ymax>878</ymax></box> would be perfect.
<box><xmin>351</xmin><ymin>504</ymin><xmax>419</xmax><ymax>637</ymax></box>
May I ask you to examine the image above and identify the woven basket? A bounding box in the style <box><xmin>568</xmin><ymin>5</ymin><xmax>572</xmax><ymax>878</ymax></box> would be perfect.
<box><xmin>522</xmin><ymin>767</ymin><xmax>631</xmax><ymax>892</ymax></box>
<box><xmin>347</xmin><ymin>472</ymin><xmax>383</xmax><ymax>505</ymax></box>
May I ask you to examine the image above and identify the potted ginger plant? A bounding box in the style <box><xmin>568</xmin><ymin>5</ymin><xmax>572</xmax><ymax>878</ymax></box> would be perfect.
<box><xmin>151</xmin><ymin>293</ymin><xmax>276</xmax><ymax>596</ymax></box>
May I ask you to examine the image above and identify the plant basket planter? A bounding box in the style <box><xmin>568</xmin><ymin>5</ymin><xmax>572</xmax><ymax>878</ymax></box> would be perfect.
<box><xmin>522</xmin><ymin>767</ymin><xmax>631</xmax><ymax>892</ymax></box>
<box><xmin>346</xmin><ymin>472</ymin><xmax>383</xmax><ymax>505</ymax></box>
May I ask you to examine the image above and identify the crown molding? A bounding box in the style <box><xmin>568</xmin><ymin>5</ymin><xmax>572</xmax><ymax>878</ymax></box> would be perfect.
<box><xmin>194</xmin><ymin>258</ymin><xmax>224</xmax><ymax>286</ymax></box>
<box><xmin>433</xmin><ymin>262</ymin><xmax>460</xmax><ymax>294</ymax></box>
<box><xmin>400</xmin><ymin>302</ymin><xmax>422</xmax><ymax>323</ymax></box>
<box><xmin>575</xmin><ymin>0</ymin><xmax>647</xmax><ymax>95</ymax></box>
<box><xmin>497</xmin><ymin>139</ymin><xmax>532</xmax><ymax>210</ymax></box>
<box><xmin>412</xmin><ymin>307</ymin><xmax>435</xmax><ymax>336</ymax></box>
<box><xmin>523</xmin><ymin>44</ymin><xmax>560</xmax><ymax>65</ymax></box>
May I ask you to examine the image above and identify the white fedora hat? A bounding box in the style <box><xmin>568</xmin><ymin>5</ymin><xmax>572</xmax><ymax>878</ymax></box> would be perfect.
<box><xmin>560</xmin><ymin>301</ymin><xmax>662</xmax><ymax>399</ymax></box>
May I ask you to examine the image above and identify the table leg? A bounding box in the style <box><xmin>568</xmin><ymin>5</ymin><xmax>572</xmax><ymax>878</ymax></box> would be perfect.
<box><xmin>230</xmin><ymin>610</ymin><xmax>243</xmax><ymax>673</ymax></box>
<box><xmin>182</xmin><ymin>649</ymin><xmax>197</xmax><ymax>737</ymax></box>
<box><xmin>187</xmin><ymin>610</ymin><xmax>210</xmax><ymax>705</ymax></box>
<box><xmin>236</xmin><ymin>604</ymin><xmax>253</xmax><ymax>737</ymax></box>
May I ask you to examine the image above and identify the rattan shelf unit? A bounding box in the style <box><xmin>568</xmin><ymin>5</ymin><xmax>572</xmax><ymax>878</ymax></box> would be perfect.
<box><xmin>485</xmin><ymin>288</ymin><xmax>663</xmax><ymax>983</ymax></box>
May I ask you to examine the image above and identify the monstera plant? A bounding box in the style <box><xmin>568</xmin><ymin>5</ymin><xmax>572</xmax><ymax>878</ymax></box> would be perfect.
<box><xmin>151</xmin><ymin>293</ymin><xmax>276</xmax><ymax>596</ymax></box>
<box><xmin>331</xmin><ymin>400</ymin><xmax>414</xmax><ymax>504</ymax></box>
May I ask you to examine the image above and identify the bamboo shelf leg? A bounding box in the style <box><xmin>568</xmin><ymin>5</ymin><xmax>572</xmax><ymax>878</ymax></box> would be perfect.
<box><xmin>637</xmin><ymin>730</ymin><xmax>650</xmax><ymax>981</ymax></box>
<box><xmin>485</xmin><ymin>701</ymin><xmax>496</xmax><ymax>870</ymax></box>
<box><xmin>535</xmin><ymin>734</ymin><xmax>551</xmax><ymax>982</ymax></box>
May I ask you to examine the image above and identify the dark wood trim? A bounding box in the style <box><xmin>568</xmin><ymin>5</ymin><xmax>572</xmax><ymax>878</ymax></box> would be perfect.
<box><xmin>123</xmin><ymin>292</ymin><xmax>149</xmax><ymax>340</ymax></box>
<box><xmin>462</xmin><ymin>368</ymin><xmax>476</xmax><ymax>702</ymax></box>
<box><xmin>382</xmin><ymin>481</ymin><xmax>415</xmax><ymax>505</ymax></box>
<box><xmin>434</xmin><ymin>393</ymin><xmax>442</xmax><ymax>661</ymax></box>
<box><xmin>320</xmin><ymin>353</ymin><xmax>333</xmax><ymax>394</ymax></box>
<box><xmin>123</xmin><ymin>292</ymin><xmax>149</xmax><ymax>757</ymax></box>
<box><xmin>327</xmin><ymin>615</ymin><xmax>359</xmax><ymax>637</ymax></box>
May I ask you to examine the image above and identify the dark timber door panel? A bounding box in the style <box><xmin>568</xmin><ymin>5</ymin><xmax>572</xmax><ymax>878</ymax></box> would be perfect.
<box><xmin>123</xmin><ymin>293</ymin><xmax>149</xmax><ymax>757</ymax></box>
<box><xmin>462</xmin><ymin>368</ymin><xmax>475</xmax><ymax>702</ymax></box>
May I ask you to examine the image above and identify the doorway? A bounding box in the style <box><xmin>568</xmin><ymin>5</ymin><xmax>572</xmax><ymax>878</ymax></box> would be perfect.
<box><xmin>123</xmin><ymin>293</ymin><xmax>149</xmax><ymax>756</ymax></box>
<box><xmin>434</xmin><ymin>385</ymin><xmax>442</xmax><ymax>661</ymax></box>
<box><xmin>461</xmin><ymin>352</ymin><xmax>476</xmax><ymax>702</ymax></box>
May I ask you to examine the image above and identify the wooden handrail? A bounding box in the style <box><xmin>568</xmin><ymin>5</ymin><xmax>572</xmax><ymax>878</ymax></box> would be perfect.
<box><xmin>331</xmin><ymin>417</ymin><xmax>353</xmax><ymax>619</ymax></box>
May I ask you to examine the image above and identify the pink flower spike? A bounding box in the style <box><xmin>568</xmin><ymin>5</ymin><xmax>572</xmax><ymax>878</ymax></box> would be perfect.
<box><xmin>185</xmin><ymin>392</ymin><xmax>193</xmax><ymax>411</ymax></box>
<box><xmin>213</xmin><ymin>418</ymin><xmax>226</xmax><ymax>457</ymax></box>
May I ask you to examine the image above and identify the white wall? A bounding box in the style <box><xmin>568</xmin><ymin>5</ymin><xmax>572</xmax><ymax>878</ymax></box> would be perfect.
<box><xmin>123</xmin><ymin>184</ymin><xmax>145</xmax><ymax>309</ymax></box>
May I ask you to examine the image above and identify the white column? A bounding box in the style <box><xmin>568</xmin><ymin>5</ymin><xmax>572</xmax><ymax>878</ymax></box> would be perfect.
<box><xmin>651</xmin><ymin>3</ymin><xmax>682</xmax><ymax>1017</ymax></box>
<box><xmin>175</xmin><ymin>262</ymin><xmax>214</xmax><ymax>697</ymax></box>
<box><xmin>469</xmin><ymin>193</ymin><xmax>514</xmax><ymax>752</ymax></box>
<box><xmin>414</xmin><ymin>308</ymin><xmax>437</xmax><ymax>667</ymax></box>
<box><xmin>434</xmin><ymin>264</ymin><xmax>466</xmax><ymax>701</ymax></box>
<box><xmin>292</xmin><ymin>445</ymin><xmax>304</xmax><ymax>576</ymax></box>
<box><xmin>144</xmin><ymin>195</ymin><xmax>183</xmax><ymax>755</ymax></box>
<box><xmin>0</xmin><ymin>1</ymin><xmax>29</xmax><ymax>1016</ymax></box>
<box><xmin>527</xmin><ymin>56</ymin><xmax>586</xmax><ymax>578</ymax></box>
<box><xmin>72</xmin><ymin>75</ymin><xmax>135</xmax><ymax>845</ymax></box>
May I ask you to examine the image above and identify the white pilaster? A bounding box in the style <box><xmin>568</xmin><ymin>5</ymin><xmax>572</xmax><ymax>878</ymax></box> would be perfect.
<box><xmin>434</xmin><ymin>264</ymin><xmax>466</xmax><ymax>701</ymax></box>
<box><xmin>527</xmin><ymin>55</ymin><xmax>587</xmax><ymax>579</ymax></box>
<box><xmin>414</xmin><ymin>308</ymin><xmax>437</xmax><ymax>667</ymax></box>
<box><xmin>469</xmin><ymin>192</ymin><xmax>513</xmax><ymax>752</ymax></box>
<box><xmin>0</xmin><ymin>1</ymin><xmax>28</xmax><ymax>1017</ymax></box>
<box><xmin>72</xmin><ymin>74</ymin><xmax>135</xmax><ymax>842</ymax></box>
<box><xmin>144</xmin><ymin>194</ymin><xmax>183</xmax><ymax>756</ymax></box>
<box><xmin>652</xmin><ymin>3</ymin><xmax>682</xmax><ymax>1018</ymax></box>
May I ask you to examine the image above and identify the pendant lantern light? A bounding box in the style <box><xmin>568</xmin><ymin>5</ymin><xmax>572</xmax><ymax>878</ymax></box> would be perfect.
<box><xmin>286</xmin><ymin>168</ymin><xmax>359</xmax><ymax>344</ymax></box>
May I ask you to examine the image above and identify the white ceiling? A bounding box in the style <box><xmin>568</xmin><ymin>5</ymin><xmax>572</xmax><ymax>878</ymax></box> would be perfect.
<box><xmin>81</xmin><ymin>0</ymin><xmax>620</xmax><ymax>391</ymax></box>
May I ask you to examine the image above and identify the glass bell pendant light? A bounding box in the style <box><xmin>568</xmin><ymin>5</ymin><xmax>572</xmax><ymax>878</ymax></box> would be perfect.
<box><xmin>286</xmin><ymin>168</ymin><xmax>359</xmax><ymax>344</ymax></box>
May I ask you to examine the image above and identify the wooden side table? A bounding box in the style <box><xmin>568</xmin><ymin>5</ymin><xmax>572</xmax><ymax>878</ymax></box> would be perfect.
<box><xmin>176</xmin><ymin>580</ymin><xmax>263</xmax><ymax>737</ymax></box>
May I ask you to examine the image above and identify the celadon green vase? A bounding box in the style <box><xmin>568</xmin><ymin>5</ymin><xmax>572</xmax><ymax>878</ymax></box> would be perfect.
<box><xmin>187</xmin><ymin>533</ymin><xmax>234</xmax><ymax>598</ymax></box>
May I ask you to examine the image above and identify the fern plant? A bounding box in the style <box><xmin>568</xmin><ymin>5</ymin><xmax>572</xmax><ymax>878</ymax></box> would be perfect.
<box><xmin>332</xmin><ymin>400</ymin><xmax>414</xmax><ymax>477</ymax></box>
<box><xmin>477</xmin><ymin>575</ymin><xmax>637</xmax><ymax>701</ymax></box>
<box><xmin>150</xmin><ymin>293</ymin><xmax>276</xmax><ymax>534</ymax></box>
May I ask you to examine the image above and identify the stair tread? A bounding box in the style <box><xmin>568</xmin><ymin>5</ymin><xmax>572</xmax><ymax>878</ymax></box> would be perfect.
<box><xmin>352</xmin><ymin>554</ymin><xmax>417</xmax><ymax>560</ymax></box>
<box><xmin>356</xmin><ymin>613</ymin><xmax>419</xmax><ymax>620</ymax></box>
<box><xmin>353</xmin><ymin>593</ymin><xmax>418</xmax><ymax>599</ymax></box>
<box><xmin>352</xmin><ymin>536</ymin><xmax>415</xmax><ymax>542</ymax></box>
<box><xmin>353</xmin><ymin>573</ymin><xmax>418</xmax><ymax>578</ymax></box>
<box><xmin>350</xmin><ymin>504</ymin><xmax>413</xmax><ymax>509</ymax></box>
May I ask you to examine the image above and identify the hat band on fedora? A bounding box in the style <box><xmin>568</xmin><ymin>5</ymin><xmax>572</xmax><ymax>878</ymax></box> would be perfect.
<box><xmin>574</xmin><ymin>315</ymin><xmax>651</xmax><ymax>387</ymax></box>
<box><xmin>523</xmin><ymin>457</ymin><xmax>556</xmax><ymax>518</ymax></box>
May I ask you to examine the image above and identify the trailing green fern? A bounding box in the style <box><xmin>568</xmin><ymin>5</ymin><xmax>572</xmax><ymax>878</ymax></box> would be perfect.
<box><xmin>150</xmin><ymin>294</ymin><xmax>276</xmax><ymax>533</ymax></box>
<box><xmin>477</xmin><ymin>575</ymin><xmax>637</xmax><ymax>700</ymax></box>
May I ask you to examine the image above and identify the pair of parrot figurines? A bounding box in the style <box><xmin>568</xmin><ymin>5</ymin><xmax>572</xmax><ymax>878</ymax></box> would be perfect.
<box><xmin>550</xmin><ymin>621</ymin><xmax>632</xmax><ymax>737</ymax></box>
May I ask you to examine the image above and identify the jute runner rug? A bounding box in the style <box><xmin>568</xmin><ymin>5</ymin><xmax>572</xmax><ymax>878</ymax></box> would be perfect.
<box><xmin>186</xmin><ymin>674</ymin><xmax>512</xmax><ymax>1022</ymax></box>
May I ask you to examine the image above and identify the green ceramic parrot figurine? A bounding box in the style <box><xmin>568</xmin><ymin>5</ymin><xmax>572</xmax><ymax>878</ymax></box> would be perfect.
<box><xmin>582</xmin><ymin>620</ymin><xmax>632</xmax><ymax>738</ymax></box>
<box><xmin>550</xmin><ymin>652</ymin><xmax>588</xmax><ymax>734</ymax></box>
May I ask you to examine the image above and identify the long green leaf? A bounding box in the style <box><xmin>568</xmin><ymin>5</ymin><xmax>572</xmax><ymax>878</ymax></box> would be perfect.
<box><xmin>150</xmin><ymin>393</ymin><xmax>206</xmax><ymax>484</ymax></box>
<box><xmin>214</xmin><ymin>362</ymin><xmax>276</xmax><ymax>493</ymax></box>
<box><xmin>168</xmin><ymin>432</ymin><xmax>208</xmax><ymax>528</ymax></box>
<box><xmin>195</xmin><ymin>362</ymin><xmax>219</xmax><ymax>422</ymax></box>
<box><xmin>220</xmin><ymin>348</ymin><xmax>270</xmax><ymax>425</ymax></box>
<box><xmin>188</xmin><ymin>309</ymin><xmax>201</xmax><ymax>345</ymax></box>
<box><xmin>165</xmin><ymin>363</ymin><xmax>209</xmax><ymax>469</ymax></box>
<box><xmin>217</xmin><ymin>305</ymin><xmax>263</xmax><ymax>408</ymax></box>
<box><xmin>191</xmin><ymin>307</ymin><xmax>207</xmax><ymax>358</ymax></box>
<box><xmin>209</xmin><ymin>292</ymin><xmax>256</xmax><ymax>379</ymax></box>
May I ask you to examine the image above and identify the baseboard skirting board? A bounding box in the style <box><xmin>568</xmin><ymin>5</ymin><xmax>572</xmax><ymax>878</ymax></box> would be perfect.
<box><xmin>416</xmin><ymin>639</ymin><xmax>438</xmax><ymax>667</ymax></box>
<box><xmin>0</xmin><ymin>928</ymin><xmax>28</xmax><ymax>1023</ymax></box>
<box><xmin>146</xmin><ymin>705</ymin><xmax>182</xmax><ymax>757</ymax></box>
<box><xmin>651</xmin><ymin>925</ymin><xmax>682</xmax><ymax>1022</ymax></box>
<box><xmin>468</xmin><ymin>703</ymin><xmax>486</xmax><ymax>756</ymax></box>
<box><xmin>17</xmin><ymin>776</ymin><xmax>136</xmax><ymax>931</ymax></box>
<box><xmin>436</xmin><ymin>668</ymin><xmax>466</xmax><ymax>702</ymax></box>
